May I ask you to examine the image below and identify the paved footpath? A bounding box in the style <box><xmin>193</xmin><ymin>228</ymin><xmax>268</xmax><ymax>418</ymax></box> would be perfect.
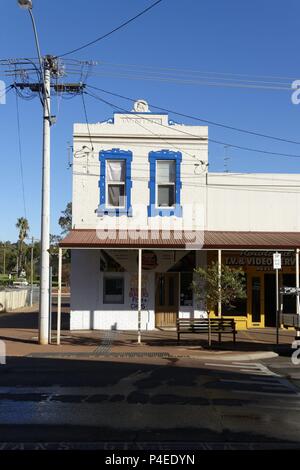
<box><xmin>0</xmin><ymin>307</ymin><xmax>299</xmax><ymax>449</ymax></box>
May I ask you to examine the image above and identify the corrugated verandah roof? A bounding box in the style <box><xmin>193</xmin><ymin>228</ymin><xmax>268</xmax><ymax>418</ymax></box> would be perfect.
<box><xmin>59</xmin><ymin>229</ymin><xmax>300</xmax><ymax>249</ymax></box>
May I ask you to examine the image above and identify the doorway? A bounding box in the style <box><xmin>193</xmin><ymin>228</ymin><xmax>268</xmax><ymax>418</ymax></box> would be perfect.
<box><xmin>249</xmin><ymin>273</ymin><xmax>264</xmax><ymax>328</ymax></box>
<box><xmin>155</xmin><ymin>273</ymin><xmax>179</xmax><ymax>327</ymax></box>
<box><xmin>264</xmin><ymin>274</ymin><xmax>276</xmax><ymax>327</ymax></box>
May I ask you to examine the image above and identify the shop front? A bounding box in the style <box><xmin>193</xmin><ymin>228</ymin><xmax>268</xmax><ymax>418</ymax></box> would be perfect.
<box><xmin>208</xmin><ymin>250</ymin><xmax>298</xmax><ymax>329</ymax></box>
<box><xmin>58</xmin><ymin>229</ymin><xmax>300</xmax><ymax>333</ymax></box>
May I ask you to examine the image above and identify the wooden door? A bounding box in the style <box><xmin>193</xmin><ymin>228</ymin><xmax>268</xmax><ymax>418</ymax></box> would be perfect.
<box><xmin>155</xmin><ymin>273</ymin><xmax>179</xmax><ymax>327</ymax></box>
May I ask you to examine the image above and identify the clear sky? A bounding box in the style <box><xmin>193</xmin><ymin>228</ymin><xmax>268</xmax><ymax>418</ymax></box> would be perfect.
<box><xmin>1</xmin><ymin>0</ymin><xmax>300</xmax><ymax>241</ymax></box>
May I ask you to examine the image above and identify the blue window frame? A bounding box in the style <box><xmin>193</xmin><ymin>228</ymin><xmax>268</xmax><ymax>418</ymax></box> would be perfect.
<box><xmin>148</xmin><ymin>150</ymin><xmax>182</xmax><ymax>217</ymax></box>
<box><xmin>98</xmin><ymin>148</ymin><xmax>133</xmax><ymax>216</ymax></box>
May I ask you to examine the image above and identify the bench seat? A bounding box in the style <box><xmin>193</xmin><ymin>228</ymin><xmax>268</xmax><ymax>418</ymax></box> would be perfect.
<box><xmin>177</xmin><ymin>318</ymin><xmax>237</xmax><ymax>343</ymax></box>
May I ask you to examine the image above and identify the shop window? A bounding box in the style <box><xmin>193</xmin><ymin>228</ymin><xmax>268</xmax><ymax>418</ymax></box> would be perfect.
<box><xmin>283</xmin><ymin>274</ymin><xmax>296</xmax><ymax>314</ymax></box>
<box><xmin>251</xmin><ymin>277</ymin><xmax>261</xmax><ymax>322</ymax></box>
<box><xmin>103</xmin><ymin>276</ymin><xmax>124</xmax><ymax>304</ymax></box>
<box><xmin>98</xmin><ymin>149</ymin><xmax>132</xmax><ymax>216</ymax></box>
<box><xmin>180</xmin><ymin>272</ymin><xmax>193</xmax><ymax>306</ymax></box>
<box><xmin>222</xmin><ymin>273</ymin><xmax>248</xmax><ymax>316</ymax></box>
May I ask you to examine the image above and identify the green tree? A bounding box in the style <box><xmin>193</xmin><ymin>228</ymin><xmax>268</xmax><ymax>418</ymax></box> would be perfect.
<box><xmin>15</xmin><ymin>217</ymin><xmax>29</xmax><ymax>276</ymax></box>
<box><xmin>58</xmin><ymin>202</ymin><xmax>72</xmax><ymax>235</ymax></box>
<box><xmin>192</xmin><ymin>262</ymin><xmax>247</xmax><ymax>345</ymax></box>
<box><xmin>193</xmin><ymin>262</ymin><xmax>247</xmax><ymax>312</ymax></box>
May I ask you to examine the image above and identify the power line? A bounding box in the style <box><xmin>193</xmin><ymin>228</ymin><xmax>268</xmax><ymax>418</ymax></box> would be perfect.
<box><xmin>84</xmin><ymin>60</ymin><xmax>300</xmax><ymax>82</ymax></box>
<box><xmin>84</xmin><ymin>90</ymin><xmax>206</xmax><ymax>165</ymax></box>
<box><xmin>81</xmin><ymin>91</ymin><xmax>94</xmax><ymax>152</ymax></box>
<box><xmin>87</xmin><ymin>85</ymin><xmax>300</xmax><ymax>145</ymax></box>
<box><xmin>84</xmin><ymin>71</ymin><xmax>291</xmax><ymax>91</ymax></box>
<box><xmin>15</xmin><ymin>89</ymin><xmax>27</xmax><ymax>219</ymax></box>
<box><xmin>57</xmin><ymin>0</ymin><xmax>163</xmax><ymax>58</ymax></box>
<box><xmin>85</xmin><ymin>88</ymin><xmax>300</xmax><ymax>159</ymax></box>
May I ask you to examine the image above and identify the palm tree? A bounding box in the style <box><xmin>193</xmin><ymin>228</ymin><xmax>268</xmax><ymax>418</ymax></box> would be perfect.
<box><xmin>16</xmin><ymin>217</ymin><xmax>29</xmax><ymax>276</ymax></box>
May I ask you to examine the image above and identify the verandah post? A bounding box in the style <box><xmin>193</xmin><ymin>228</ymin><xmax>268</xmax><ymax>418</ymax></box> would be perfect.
<box><xmin>57</xmin><ymin>247</ymin><xmax>62</xmax><ymax>346</ymax></box>
<box><xmin>218</xmin><ymin>249</ymin><xmax>222</xmax><ymax>318</ymax></box>
<box><xmin>296</xmin><ymin>248</ymin><xmax>300</xmax><ymax>340</ymax></box>
<box><xmin>138</xmin><ymin>248</ymin><xmax>142</xmax><ymax>344</ymax></box>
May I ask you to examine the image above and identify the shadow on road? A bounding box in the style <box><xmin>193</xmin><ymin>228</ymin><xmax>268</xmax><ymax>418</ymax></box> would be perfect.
<box><xmin>0</xmin><ymin>354</ymin><xmax>299</xmax><ymax>448</ymax></box>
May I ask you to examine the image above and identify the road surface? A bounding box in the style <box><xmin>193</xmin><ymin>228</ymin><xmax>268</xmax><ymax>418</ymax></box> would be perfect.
<box><xmin>0</xmin><ymin>352</ymin><xmax>300</xmax><ymax>449</ymax></box>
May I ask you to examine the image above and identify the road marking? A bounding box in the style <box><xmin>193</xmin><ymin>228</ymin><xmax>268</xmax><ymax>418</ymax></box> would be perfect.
<box><xmin>235</xmin><ymin>390</ymin><xmax>300</xmax><ymax>397</ymax></box>
<box><xmin>205</xmin><ymin>362</ymin><xmax>280</xmax><ymax>377</ymax></box>
<box><xmin>219</xmin><ymin>379</ymin><xmax>287</xmax><ymax>387</ymax></box>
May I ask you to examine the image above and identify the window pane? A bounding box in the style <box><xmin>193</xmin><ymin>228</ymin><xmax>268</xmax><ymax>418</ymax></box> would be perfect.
<box><xmin>103</xmin><ymin>277</ymin><xmax>124</xmax><ymax>304</ymax></box>
<box><xmin>159</xmin><ymin>275</ymin><xmax>165</xmax><ymax>306</ymax></box>
<box><xmin>252</xmin><ymin>277</ymin><xmax>261</xmax><ymax>322</ymax></box>
<box><xmin>108</xmin><ymin>184</ymin><xmax>125</xmax><ymax>207</ymax></box>
<box><xmin>107</xmin><ymin>160</ymin><xmax>125</xmax><ymax>182</ymax></box>
<box><xmin>180</xmin><ymin>272</ymin><xmax>193</xmax><ymax>306</ymax></box>
<box><xmin>168</xmin><ymin>276</ymin><xmax>175</xmax><ymax>305</ymax></box>
<box><xmin>157</xmin><ymin>160</ymin><xmax>175</xmax><ymax>183</ymax></box>
<box><xmin>157</xmin><ymin>185</ymin><xmax>175</xmax><ymax>207</ymax></box>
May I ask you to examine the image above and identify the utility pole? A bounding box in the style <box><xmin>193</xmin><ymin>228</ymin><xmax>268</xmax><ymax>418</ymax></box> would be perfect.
<box><xmin>14</xmin><ymin>72</ymin><xmax>84</xmax><ymax>344</ymax></box>
<box><xmin>12</xmin><ymin>1</ymin><xmax>86</xmax><ymax>344</ymax></box>
<box><xmin>39</xmin><ymin>59</ymin><xmax>51</xmax><ymax>344</ymax></box>
<box><xmin>30</xmin><ymin>236</ymin><xmax>34</xmax><ymax>307</ymax></box>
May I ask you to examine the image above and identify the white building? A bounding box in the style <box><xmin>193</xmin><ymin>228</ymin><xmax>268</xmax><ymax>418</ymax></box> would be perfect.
<box><xmin>60</xmin><ymin>100</ymin><xmax>300</xmax><ymax>331</ymax></box>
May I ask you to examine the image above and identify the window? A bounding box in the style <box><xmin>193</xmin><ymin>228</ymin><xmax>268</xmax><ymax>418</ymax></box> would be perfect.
<box><xmin>106</xmin><ymin>160</ymin><xmax>126</xmax><ymax>208</ymax></box>
<box><xmin>103</xmin><ymin>276</ymin><xmax>124</xmax><ymax>304</ymax></box>
<box><xmin>156</xmin><ymin>160</ymin><xmax>175</xmax><ymax>207</ymax></box>
<box><xmin>180</xmin><ymin>272</ymin><xmax>193</xmax><ymax>306</ymax></box>
<box><xmin>98</xmin><ymin>149</ymin><xmax>133</xmax><ymax>216</ymax></box>
<box><xmin>148</xmin><ymin>150</ymin><xmax>182</xmax><ymax>217</ymax></box>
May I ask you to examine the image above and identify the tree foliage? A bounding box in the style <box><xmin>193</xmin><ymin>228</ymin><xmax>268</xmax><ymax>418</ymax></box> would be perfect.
<box><xmin>58</xmin><ymin>202</ymin><xmax>72</xmax><ymax>235</ymax></box>
<box><xmin>192</xmin><ymin>261</ymin><xmax>247</xmax><ymax>313</ymax></box>
<box><xmin>16</xmin><ymin>217</ymin><xmax>30</xmax><ymax>275</ymax></box>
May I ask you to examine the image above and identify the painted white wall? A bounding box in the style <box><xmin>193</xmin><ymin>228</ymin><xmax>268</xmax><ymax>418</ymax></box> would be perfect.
<box><xmin>70</xmin><ymin>249</ymin><xmax>207</xmax><ymax>330</ymax></box>
<box><xmin>70</xmin><ymin>107</ymin><xmax>300</xmax><ymax>331</ymax></box>
<box><xmin>72</xmin><ymin>111</ymin><xmax>208</xmax><ymax>233</ymax></box>
<box><xmin>70</xmin><ymin>249</ymin><xmax>156</xmax><ymax>330</ymax></box>
<box><xmin>206</xmin><ymin>173</ymin><xmax>300</xmax><ymax>231</ymax></box>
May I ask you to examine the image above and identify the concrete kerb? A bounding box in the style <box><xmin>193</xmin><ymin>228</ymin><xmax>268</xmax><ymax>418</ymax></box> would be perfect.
<box><xmin>26</xmin><ymin>350</ymin><xmax>279</xmax><ymax>362</ymax></box>
<box><xmin>182</xmin><ymin>351</ymin><xmax>279</xmax><ymax>361</ymax></box>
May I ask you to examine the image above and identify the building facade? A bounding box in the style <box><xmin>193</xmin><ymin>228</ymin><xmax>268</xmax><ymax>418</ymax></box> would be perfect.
<box><xmin>60</xmin><ymin>100</ymin><xmax>300</xmax><ymax>331</ymax></box>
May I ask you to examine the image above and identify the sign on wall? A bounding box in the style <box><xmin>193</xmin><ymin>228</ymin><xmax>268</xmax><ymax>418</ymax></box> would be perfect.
<box><xmin>129</xmin><ymin>273</ymin><xmax>150</xmax><ymax>310</ymax></box>
<box><xmin>224</xmin><ymin>251</ymin><xmax>295</xmax><ymax>271</ymax></box>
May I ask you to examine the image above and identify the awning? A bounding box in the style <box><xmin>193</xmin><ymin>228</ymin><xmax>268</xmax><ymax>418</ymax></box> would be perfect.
<box><xmin>59</xmin><ymin>229</ymin><xmax>300</xmax><ymax>249</ymax></box>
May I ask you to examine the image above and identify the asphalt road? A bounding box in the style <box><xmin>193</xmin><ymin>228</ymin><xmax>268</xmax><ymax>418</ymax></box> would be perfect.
<box><xmin>0</xmin><ymin>352</ymin><xmax>300</xmax><ymax>450</ymax></box>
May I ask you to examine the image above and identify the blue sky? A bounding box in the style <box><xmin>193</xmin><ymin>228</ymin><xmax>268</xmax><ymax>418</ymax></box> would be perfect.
<box><xmin>1</xmin><ymin>0</ymin><xmax>300</xmax><ymax>241</ymax></box>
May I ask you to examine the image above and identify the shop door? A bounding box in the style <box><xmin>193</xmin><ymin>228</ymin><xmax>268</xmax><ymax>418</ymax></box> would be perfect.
<box><xmin>155</xmin><ymin>273</ymin><xmax>179</xmax><ymax>327</ymax></box>
<box><xmin>282</xmin><ymin>274</ymin><xmax>296</xmax><ymax>315</ymax></box>
<box><xmin>249</xmin><ymin>273</ymin><xmax>264</xmax><ymax>328</ymax></box>
<box><xmin>264</xmin><ymin>274</ymin><xmax>276</xmax><ymax>327</ymax></box>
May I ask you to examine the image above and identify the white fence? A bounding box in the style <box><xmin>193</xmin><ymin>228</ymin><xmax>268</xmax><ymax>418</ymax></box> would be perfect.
<box><xmin>0</xmin><ymin>287</ymin><xmax>39</xmax><ymax>312</ymax></box>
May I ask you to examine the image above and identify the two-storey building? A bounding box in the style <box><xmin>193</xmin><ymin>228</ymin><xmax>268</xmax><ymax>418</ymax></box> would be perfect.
<box><xmin>60</xmin><ymin>100</ymin><xmax>300</xmax><ymax>331</ymax></box>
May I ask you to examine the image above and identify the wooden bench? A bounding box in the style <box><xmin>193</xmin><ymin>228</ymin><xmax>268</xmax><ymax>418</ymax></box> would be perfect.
<box><xmin>177</xmin><ymin>318</ymin><xmax>237</xmax><ymax>344</ymax></box>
